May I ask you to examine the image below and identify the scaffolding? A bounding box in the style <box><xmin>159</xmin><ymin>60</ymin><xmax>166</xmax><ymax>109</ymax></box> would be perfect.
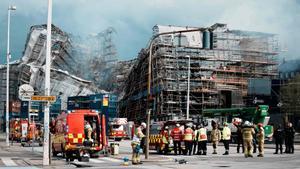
<box><xmin>119</xmin><ymin>23</ymin><xmax>279</xmax><ymax>121</ymax></box>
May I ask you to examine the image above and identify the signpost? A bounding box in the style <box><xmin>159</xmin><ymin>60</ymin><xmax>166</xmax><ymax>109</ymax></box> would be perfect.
<box><xmin>31</xmin><ymin>96</ymin><xmax>56</xmax><ymax>102</ymax></box>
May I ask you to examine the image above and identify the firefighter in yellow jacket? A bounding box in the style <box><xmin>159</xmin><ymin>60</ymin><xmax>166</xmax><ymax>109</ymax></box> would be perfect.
<box><xmin>222</xmin><ymin>122</ymin><xmax>231</xmax><ymax>155</ymax></box>
<box><xmin>242</xmin><ymin>121</ymin><xmax>255</xmax><ymax>158</ymax></box>
<box><xmin>131</xmin><ymin>122</ymin><xmax>146</xmax><ymax>165</ymax></box>
<box><xmin>257</xmin><ymin>123</ymin><xmax>265</xmax><ymax>157</ymax></box>
<box><xmin>183</xmin><ymin>123</ymin><xmax>194</xmax><ymax>156</ymax></box>
<box><xmin>197</xmin><ymin>124</ymin><xmax>207</xmax><ymax>155</ymax></box>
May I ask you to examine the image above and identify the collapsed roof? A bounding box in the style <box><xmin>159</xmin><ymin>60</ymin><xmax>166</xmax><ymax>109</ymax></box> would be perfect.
<box><xmin>4</xmin><ymin>24</ymin><xmax>104</xmax><ymax>109</ymax></box>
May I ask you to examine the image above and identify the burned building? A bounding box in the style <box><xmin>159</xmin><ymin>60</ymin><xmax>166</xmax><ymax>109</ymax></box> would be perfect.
<box><xmin>119</xmin><ymin>23</ymin><xmax>279</xmax><ymax>121</ymax></box>
<box><xmin>0</xmin><ymin>24</ymin><xmax>101</xmax><ymax>129</ymax></box>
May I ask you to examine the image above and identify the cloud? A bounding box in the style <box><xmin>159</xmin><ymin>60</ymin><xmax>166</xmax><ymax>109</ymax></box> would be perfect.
<box><xmin>0</xmin><ymin>0</ymin><xmax>299</xmax><ymax>64</ymax></box>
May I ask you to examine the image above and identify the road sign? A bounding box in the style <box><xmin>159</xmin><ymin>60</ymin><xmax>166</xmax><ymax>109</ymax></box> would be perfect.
<box><xmin>31</xmin><ymin>96</ymin><xmax>56</xmax><ymax>102</ymax></box>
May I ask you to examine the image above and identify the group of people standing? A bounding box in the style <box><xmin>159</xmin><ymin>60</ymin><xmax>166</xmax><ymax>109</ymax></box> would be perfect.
<box><xmin>160</xmin><ymin>121</ymin><xmax>231</xmax><ymax>156</ymax></box>
<box><xmin>273</xmin><ymin>122</ymin><xmax>295</xmax><ymax>154</ymax></box>
<box><xmin>236</xmin><ymin>121</ymin><xmax>265</xmax><ymax>157</ymax></box>
<box><xmin>131</xmin><ymin>121</ymin><xmax>296</xmax><ymax>165</ymax></box>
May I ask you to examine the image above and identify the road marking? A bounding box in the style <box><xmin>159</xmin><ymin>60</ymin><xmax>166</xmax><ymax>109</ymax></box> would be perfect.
<box><xmin>89</xmin><ymin>158</ymin><xmax>105</xmax><ymax>163</ymax></box>
<box><xmin>1</xmin><ymin>158</ymin><xmax>17</xmax><ymax>166</ymax></box>
<box><xmin>101</xmin><ymin>157</ymin><xmax>122</xmax><ymax>163</ymax></box>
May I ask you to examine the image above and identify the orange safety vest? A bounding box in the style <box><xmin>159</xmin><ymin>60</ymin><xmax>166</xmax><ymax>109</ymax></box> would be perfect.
<box><xmin>184</xmin><ymin>128</ymin><xmax>194</xmax><ymax>141</ymax></box>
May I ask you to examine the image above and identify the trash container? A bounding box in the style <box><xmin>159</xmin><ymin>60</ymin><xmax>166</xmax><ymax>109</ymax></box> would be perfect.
<box><xmin>110</xmin><ymin>143</ymin><xmax>119</xmax><ymax>155</ymax></box>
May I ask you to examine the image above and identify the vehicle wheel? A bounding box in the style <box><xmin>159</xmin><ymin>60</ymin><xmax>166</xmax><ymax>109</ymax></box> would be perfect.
<box><xmin>65</xmin><ymin>152</ymin><xmax>70</xmax><ymax>162</ymax></box>
<box><xmin>52</xmin><ymin>151</ymin><xmax>58</xmax><ymax>157</ymax></box>
<box><xmin>77</xmin><ymin>150</ymin><xmax>83</xmax><ymax>162</ymax></box>
<box><xmin>156</xmin><ymin>146</ymin><xmax>162</xmax><ymax>154</ymax></box>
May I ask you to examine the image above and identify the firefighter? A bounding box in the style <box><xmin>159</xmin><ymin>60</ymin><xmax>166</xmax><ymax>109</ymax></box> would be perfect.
<box><xmin>211</xmin><ymin>121</ymin><xmax>221</xmax><ymax>154</ymax></box>
<box><xmin>161</xmin><ymin>126</ymin><xmax>170</xmax><ymax>155</ymax></box>
<box><xmin>273</xmin><ymin>124</ymin><xmax>284</xmax><ymax>154</ymax></box>
<box><xmin>84</xmin><ymin>120</ymin><xmax>93</xmax><ymax>142</ymax></box>
<box><xmin>171</xmin><ymin>123</ymin><xmax>183</xmax><ymax>155</ymax></box>
<box><xmin>197</xmin><ymin>124</ymin><xmax>207</xmax><ymax>155</ymax></box>
<box><xmin>131</xmin><ymin>122</ymin><xmax>146</xmax><ymax>165</ymax></box>
<box><xmin>242</xmin><ymin>121</ymin><xmax>255</xmax><ymax>158</ymax></box>
<box><xmin>285</xmin><ymin>122</ymin><xmax>295</xmax><ymax>154</ymax></box>
<box><xmin>222</xmin><ymin>122</ymin><xmax>231</xmax><ymax>155</ymax></box>
<box><xmin>183</xmin><ymin>123</ymin><xmax>194</xmax><ymax>156</ymax></box>
<box><xmin>192</xmin><ymin>124</ymin><xmax>198</xmax><ymax>155</ymax></box>
<box><xmin>257</xmin><ymin>123</ymin><xmax>265</xmax><ymax>157</ymax></box>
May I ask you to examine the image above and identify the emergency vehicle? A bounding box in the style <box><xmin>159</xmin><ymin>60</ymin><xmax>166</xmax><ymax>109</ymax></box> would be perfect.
<box><xmin>149</xmin><ymin>120</ymin><xmax>193</xmax><ymax>154</ymax></box>
<box><xmin>20</xmin><ymin>121</ymin><xmax>43</xmax><ymax>146</ymax></box>
<box><xmin>108</xmin><ymin>118</ymin><xmax>127</xmax><ymax>141</ymax></box>
<box><xmin>51</xmin><ymin>110</ymin><xmax>107</xmax><ymax>162</ymax></box>
<box><xmin>9</xmin><ymin>119</ymin><xmax>21</xmax><ymax>141</ymax></box>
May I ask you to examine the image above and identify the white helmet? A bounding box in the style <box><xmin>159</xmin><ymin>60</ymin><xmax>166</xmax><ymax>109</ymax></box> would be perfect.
<box><xmin>141</xmin><ymin>122</ymin><xmax>146</xmax><ymax>128</ymax></box>
<box><xmin>176</xmin><ymin>123</ymin><xmax>180</xmax><ymax>127</ymax></box>
<box><xmin>244</xmin><ymin>121</ymin><xmax>250</xmax><ymax>126</ymax></box>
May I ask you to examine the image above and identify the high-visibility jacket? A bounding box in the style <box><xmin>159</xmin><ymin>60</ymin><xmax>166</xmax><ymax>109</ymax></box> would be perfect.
<box><xmin>132</xmin><ymin>126</ymin><xmax>144</xmax><ymax>144</ymax></box>
<box><xmin>197</xmin><ymin>128</ymin><xmax>207</xmax><ymax>141</ymax></box>
<box><xmin>161</xmin><ymin>130</ymin><xmax>169</xmax><ymax>144</ymax></box>
<box><xmin>242</xmin><ymin>126</ymin><xmax>255</xmax><ymax>140</ymax></box>
<box><xmin>183</xmin><ymin>127</ymin><xmax>194</xmax><ymax>141</ymax></box>
<box><xmin>171</xmin><ymin>127</ymin><xmax>183</xmax><ymax>141</ymax></box>
<box><xmin>222</xmin><ymin>126</ymin><xmax>231</xmax><ymax>140</ymax></box>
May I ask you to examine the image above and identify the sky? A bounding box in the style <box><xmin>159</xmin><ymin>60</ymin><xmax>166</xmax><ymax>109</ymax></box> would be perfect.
<box><xmin>0</xmin><ymin>0</ymin><xmax>300</xmax><ymax>64</ymax></box>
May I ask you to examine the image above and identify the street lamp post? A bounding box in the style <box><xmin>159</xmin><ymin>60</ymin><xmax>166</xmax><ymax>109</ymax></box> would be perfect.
<box><xmin>6</xmin><ymin>5</ymin><xmax>16</xmax><ymax>147</ymax></box>
<box><xmin>43</xmin><ymin>0</ymin><xmax>52</xmax><ymax>166</ymax></box>
<box><xmin>186</xmin><ymin>55</ymin><xmax>190</xmax><ymax>120</ymax></box>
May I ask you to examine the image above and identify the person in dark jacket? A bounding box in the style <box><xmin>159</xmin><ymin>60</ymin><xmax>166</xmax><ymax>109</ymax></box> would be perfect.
<box><xmin>236</xmin><ymin>124</ymin><xmax>244</xmax><ymax>153</ymax></box>
<box><xmin>252</xmin><ymin>125</ymin><xmax>258</xmax><ymax>154</ymax></box>
<box><xmin>285</xmin><ymin>122</ymin><xmax>295</xmax><ymax>154</ymax></box>
<box><xmin>273</xmin><ymin>124</ymin><xmax>284</xmax><ymax>154</ymax></box>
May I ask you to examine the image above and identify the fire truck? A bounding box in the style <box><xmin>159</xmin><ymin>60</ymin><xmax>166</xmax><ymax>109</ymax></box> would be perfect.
<box><xmin>51</xmin><ymin>110</ymin><xmax>107</xmax><ymax>162</ymax></box>
<box><xmin>149</xmin><ymin>120</ymin><xmax>193</xmax><ymax>154</ymax></box>
<box><xmin>108</xmin><ymin>118</ymin><xmax>127</xmax><ymax>141</ymax></box>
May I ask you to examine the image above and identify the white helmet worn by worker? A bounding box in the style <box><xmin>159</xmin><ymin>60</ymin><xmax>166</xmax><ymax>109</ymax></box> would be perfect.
<box><xmin>165</xmin><ymin>126</ymin><xmax>169</xmax><ymax>130</ymax></box>
<box><xmin>244</xmin><ymin>121</ymin><xmax>250</xmax><ymax>126</ymax></box>
<box><xmin>176</xmin><ymin>123</ymin><xmax>180</xmax><ymax>127</ymax></box>
<box><xmin>141</xmin><ymin>122</ymin><xmax>146</xmax><ymax>128</ymax></box>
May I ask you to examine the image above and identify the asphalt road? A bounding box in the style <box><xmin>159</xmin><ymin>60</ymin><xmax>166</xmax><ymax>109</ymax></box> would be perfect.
<box><xmin>0</xmin><ymin>138</ymin><xmax>299</xmax><ymax>169</ymax></box>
